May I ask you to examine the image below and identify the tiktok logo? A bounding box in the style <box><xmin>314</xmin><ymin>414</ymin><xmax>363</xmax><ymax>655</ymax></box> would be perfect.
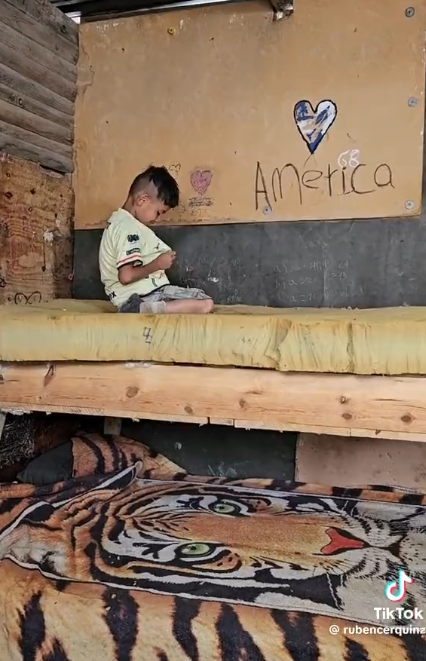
<box><xmin>385</xmin><ymin>570</ymin><xmax>414</xmax><ymax>602</ymax></box>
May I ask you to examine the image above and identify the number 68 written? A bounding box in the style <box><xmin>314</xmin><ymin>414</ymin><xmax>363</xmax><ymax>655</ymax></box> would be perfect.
<box><xmin>338</xmin><ymin>149</ymin><xmax>360</xmax><ymax>168</ymax></box>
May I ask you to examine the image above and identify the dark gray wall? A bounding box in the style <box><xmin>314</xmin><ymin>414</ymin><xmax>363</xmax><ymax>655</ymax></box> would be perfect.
<box><xmin>74</xmin><ymin>214</ymin><xmax>426</xmax><ymax>308</ymax></box>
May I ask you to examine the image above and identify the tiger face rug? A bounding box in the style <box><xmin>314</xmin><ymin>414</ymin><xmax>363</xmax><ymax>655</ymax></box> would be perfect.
<box><xmin>0</xmin><ymin>432</ymin><xmax>425</xmax><ymax>660</ymax></box>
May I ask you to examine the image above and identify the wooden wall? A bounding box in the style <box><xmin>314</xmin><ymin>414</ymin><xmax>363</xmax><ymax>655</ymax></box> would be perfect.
<box><xmin>0</xmin><ymin>0</ymin><xmax>78</xmax><ymax>305</ymax></box>
<box><xmin>0</xmin><ymin>154</ymin><xmax>73</xmax><ymax>304</ymax></box>
<box><xmin>74</xmin><ymin>0</ymin><xmax>425</xmax><ymax>228</ymax></box>
<box><xmin>0</xmin><ymin>0</ymin><xmax>78</xmax><ymax>173</ymax></box>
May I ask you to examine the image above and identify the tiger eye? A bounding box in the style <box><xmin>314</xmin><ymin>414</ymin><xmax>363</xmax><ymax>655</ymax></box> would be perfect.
<box><xmin>213</xmin><ymin>503</ymin><xmax>237</xmax><ymax>514</ymax></box>
<box><xmin>179</xmin><ymin>543</ymin><xmax>210</xmax><ymax>556</ymax></box>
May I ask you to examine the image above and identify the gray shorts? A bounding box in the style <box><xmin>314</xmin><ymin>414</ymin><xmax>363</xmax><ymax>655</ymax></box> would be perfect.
<box><xmin>118</xmin><ymin>285</ymin><xmax>211</xmax><ymax>313</ymax></box>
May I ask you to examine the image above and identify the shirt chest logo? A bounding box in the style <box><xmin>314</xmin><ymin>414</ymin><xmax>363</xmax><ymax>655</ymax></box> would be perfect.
<box><xmin>127</xmin><ymin>233</ymin><xmax>139</xmax><ymax>243</ymax></box>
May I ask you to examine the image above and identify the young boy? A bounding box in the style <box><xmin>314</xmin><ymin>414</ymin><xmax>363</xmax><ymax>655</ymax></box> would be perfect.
<box><xmin>99</xmin><ymin>166</ymin><xmax>214</xmax><ymax>314</ymax></box>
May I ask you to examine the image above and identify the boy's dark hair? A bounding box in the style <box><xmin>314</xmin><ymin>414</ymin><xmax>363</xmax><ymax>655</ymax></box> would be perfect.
<box><xmin>129</xmin><ymin>166</ymin><xmax>179</xmax><ymax>209</ymax></box>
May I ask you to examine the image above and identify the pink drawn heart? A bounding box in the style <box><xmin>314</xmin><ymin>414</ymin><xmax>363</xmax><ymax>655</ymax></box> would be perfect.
<box><xmin>190</xmin><ymin>170</ymin><xmax>213</xmax><ymax>196</ymax></box>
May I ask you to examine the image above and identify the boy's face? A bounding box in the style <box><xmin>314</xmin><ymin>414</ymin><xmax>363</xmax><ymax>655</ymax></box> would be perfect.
<box><xmin>133</xmin><ymin>193</ymin><xmax>169</xmax><ymax>224</ymax></box>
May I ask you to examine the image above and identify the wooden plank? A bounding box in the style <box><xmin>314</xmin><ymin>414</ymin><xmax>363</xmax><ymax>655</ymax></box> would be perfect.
<box><xmin>0</xmin><ymin>119</ymin><xmax>73</xmax><ymax>172</ymax></box>
<box><xmin>0</xmin><ymin>81</ymin><xmax>72</xmax><ymax>130</ymax></box>
<box><xmin>0</xmin><ymin>154</ymin><xmax>73</xmax><ymax>303</ymax></box>
<box><xmin>0</xmin><ymin>99</ymin><xmax>72</xmax><ymax>146</ymax></box>
<box><xmin>0</xmin><ymin>133</ymin><xmax>72</xmax><ymax>173</ymax></box>
<box><xmin>0</xmin><ymin>63</ymin><xmax>74</xmax><ymax>118</ymax></box>
<box><xmin>0</xmin><ymin>22</ymin><xmax>76</xmax><ymax>86</ymax></box>
<box><xmin>74</xmin><ymin>0</ymin><xmax>426</xmax><ymax>229</ymax></box>
<box><xmin>4</xmin><ymin>0</ymin><xmax>78</xmax><ymax>47</ymax></box>
<box><xmin>209</xmin><ymin>417</ymin><xmax>234</xmax><ymax>426</ymax></box>
<box><xmin>234</xmin><ymin>420</ymin><xmax>426</xmax><ymax>443</ymax></box>
<box><xmin>2</xmin><ymin>363</ymin><xmax>426</xmax><ymax>442</ymax></box>
<box><xmin>2</xmin><ymin>398</ymin><xmax>426</xmax><ymax>443</ymax></box>
<box><xmin>1</xmin><ymin>1</ymin><xmax>78</xmax><ymax>65</ymax></box>
<box><xmin>0</xmin><ymin>40</ymin><xmax>75</xmax><ymax>103</ymax></box>
<box><xmin>0</xmin><ymin>405</ymin><xmax>209</xmax><ymax>427</ymax></box>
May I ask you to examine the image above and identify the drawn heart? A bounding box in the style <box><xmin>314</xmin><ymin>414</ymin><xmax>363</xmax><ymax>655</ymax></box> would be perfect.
<box><xmin>167</xmin><ymin>164</ymin><xmax>181</xmax><ymax>178</ymax></box>
<box><xmin>294</xmin><ymin>100</ymin><xmax>337</xmax><ymax>155</ymax></box>
<box><xmin>190</xmin><ymin>170</ymin><xmax>213</xmax><ymax>197</ymax></box>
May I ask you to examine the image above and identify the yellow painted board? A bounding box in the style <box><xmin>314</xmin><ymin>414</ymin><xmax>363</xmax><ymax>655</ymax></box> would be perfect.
<box><xmin>74</xmin><ymin>0</ymin><xmax>426</xmax><ymax>228</ymax></box>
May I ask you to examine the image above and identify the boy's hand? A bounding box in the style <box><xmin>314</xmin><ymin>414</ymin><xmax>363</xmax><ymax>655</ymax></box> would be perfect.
<box><xmin>155</xmin><ymin>251</ymin><xmax>176</xmax><ymax>270</ymax></box>
<box><xmin>118</xmin><ymin>251</ymin><xmax>177</xmax><ymax>286</ymax></box>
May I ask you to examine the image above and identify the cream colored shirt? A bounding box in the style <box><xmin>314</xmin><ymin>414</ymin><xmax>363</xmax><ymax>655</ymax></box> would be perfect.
<box><xmin>99</xmin><ymin>208</ymin><xmax>171</xmax><ymax>307</ymax></box>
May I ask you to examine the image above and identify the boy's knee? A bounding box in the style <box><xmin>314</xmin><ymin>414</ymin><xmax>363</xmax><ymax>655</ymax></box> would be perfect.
<box><xmin>202</xmin><ymin>298</ymin><xmax>214</xmax><ymax>314</ymax></box>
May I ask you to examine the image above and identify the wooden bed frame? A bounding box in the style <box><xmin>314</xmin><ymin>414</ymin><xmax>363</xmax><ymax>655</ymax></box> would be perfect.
<box><xmin>1</xmin><ymin>361</ymin><xmax>426</xmax><ymax>442</ymax></box>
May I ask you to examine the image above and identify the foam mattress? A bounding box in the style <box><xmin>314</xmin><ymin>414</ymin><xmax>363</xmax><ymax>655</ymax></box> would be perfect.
<box><xmin>1</xmin><ymin>299</ymin><xmax>426</xmax><ymax>375</ymax></box>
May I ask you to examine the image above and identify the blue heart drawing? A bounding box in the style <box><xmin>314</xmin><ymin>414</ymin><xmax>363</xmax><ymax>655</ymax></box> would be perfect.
<box><xmin>294</xmin><ymin>100</ymin><xmax>337</xmax><ymax>154</ymax></box>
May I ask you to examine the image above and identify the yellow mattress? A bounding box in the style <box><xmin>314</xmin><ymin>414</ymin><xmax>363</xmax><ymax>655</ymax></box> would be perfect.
<box><xmin>1</xmin><ymin>299</ymin><xmax>426</xmax><ymax>375</ymax></box>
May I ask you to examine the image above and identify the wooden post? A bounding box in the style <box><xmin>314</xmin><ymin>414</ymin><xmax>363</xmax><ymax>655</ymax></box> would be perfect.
<box><xmin>0</xmin><ymin>413</ymin><xmax>6</xmax><ymax>439</ymax></box>
<box><xmin>103</xmin><ymin>416</ymin><xmax>122</xmax><ymax>437</ymax></box>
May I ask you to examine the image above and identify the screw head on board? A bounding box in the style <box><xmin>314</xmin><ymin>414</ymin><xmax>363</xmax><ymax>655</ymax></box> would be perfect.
<box><xmin>408</xmin><ymin>97</ymin><xmax>418</xmax><ymax>107</ymax></box>
<box><xmin>263</xmin><ymin>206</ymin><xmax>272</xmax><ymax>215</ymax></box>
<box><xmin>405</xmin><ymin>7</ymin><xmax>415</xmax><ymax>17</ymax></box>
<box><xmin>405</xmin><ymin>200</ymin><xmax>415</xmax><ymax>210</ymax></box>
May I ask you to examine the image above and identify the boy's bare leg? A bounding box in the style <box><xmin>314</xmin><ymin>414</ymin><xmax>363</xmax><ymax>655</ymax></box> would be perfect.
<box><xmin>165</xmin><ymin>299</ymin><xmax>214</xmax><ymax>314</ymax></box>
<box><xmin>139</xmin><ymin>299</ymin><xmax>214</xmax><ymax>314</ymax></box>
